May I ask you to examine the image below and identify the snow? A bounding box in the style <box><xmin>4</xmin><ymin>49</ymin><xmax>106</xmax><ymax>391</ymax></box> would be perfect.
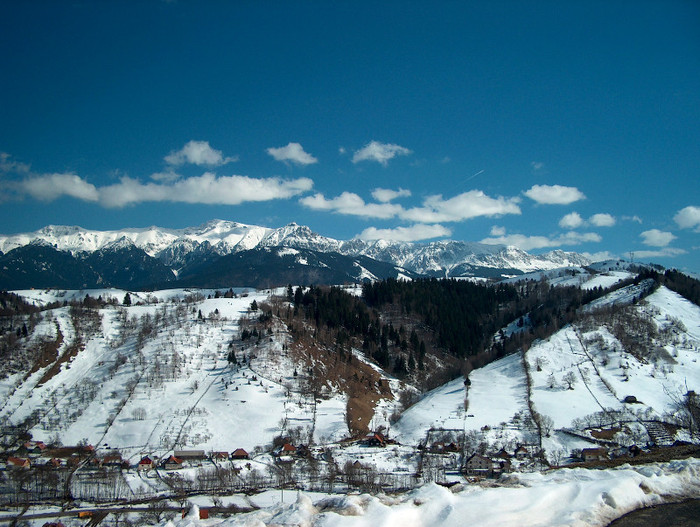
<box><xmin>160</xmin><ymin>458</ymin><xmax>700</xmax><ymax>527</ymax></box>
<box><xmin>3</xmin><ymin>280</ymin><xmax>700</xmax><ymax>526</ymax></box>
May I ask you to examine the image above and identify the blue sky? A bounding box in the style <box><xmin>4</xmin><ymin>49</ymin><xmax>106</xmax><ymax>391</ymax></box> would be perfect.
<box><xmin>1</xmin><ymin>1</ymin><xmax>699</xmax><ymax>272</ymax></box>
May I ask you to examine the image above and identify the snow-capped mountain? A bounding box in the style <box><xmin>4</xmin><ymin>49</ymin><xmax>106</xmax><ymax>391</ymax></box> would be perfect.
<box><xmin>0</xmin><ymin>220</ymin><xmax>591</xmax><ymax>283</ymax></box>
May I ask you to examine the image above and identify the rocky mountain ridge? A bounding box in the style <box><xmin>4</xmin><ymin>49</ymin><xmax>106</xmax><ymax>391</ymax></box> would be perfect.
<box><xmin>0</xmin><ymin>220</ymin><xmax>591</xmax><ymax>284</ymax></box>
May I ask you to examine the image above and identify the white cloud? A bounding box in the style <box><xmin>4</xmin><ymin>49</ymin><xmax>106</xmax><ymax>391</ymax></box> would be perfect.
<box><xmin>674</xmin><ymin>206</ymin><xmax>700</xmax><ymax>231</ymax></box>
<box><xmin>301</xmin><ymin>188</ymin><xmax>520</xmax><ymax>224</ymax></box>
<box><xmin>559</xmin><ymin>212</ymin><xmax>584</xmax><ymax>229</ymax></box>
<box><xmin>371</xmin><ymin>187</ymin><xmax>411</xmax><ymax>203</ymax></box>
<box><xmin>524</xmin><ymin>184</ymin><xmax>586</xmax><ymax>205</ymax></box>
<box><xmin>20</xmin><ymin>173</ymin><xmax>99</xmax><ymax>202</ymax></box>
<box><xmin>634</xmin><ymin>248</ymin><xmax>687</xmax><ymax>259</ymax></box>
<box><xmin>531</xmin><ymin>161</ymin><xmax>545</xmax><ymax>171</ymax></box>
<box><xmin>401</xmin><ymin>191</ymin><xmax>521</xmax><ymax>223</ymax></box>
<box><xmin>640</xmin><ymin>229</ymin><xmax>676</xmax><ymax>247</ymax></box>
<box><xmin>589</xmin><ymin>213</ymin><xmax>616</xmax><ymax>227</ymax></box>
<box><xmin>99</xmin><ymin>173</ymin><xmax>313</xmax><ymax>208</ymax></box>
<box><xmin>357</xmin><ymin>224</ymin><xmax>451</xmax><ymax>242</ymax></box>
<box><xmin>490</xmin><ymin>225</ymin><xmax>506</xmax><ymax>236</ymax></box>
<box><xmin>0</xmin><ymin>152</ymin><xmax>31</xmax><ymax>174</ymax></box>
<box><xmin>623</xmin><ymin>215</ymin><xmax>643</xmax><ymax>224</ymax></box>
<box><xmin>266</xmin><ymin>142</ymin><xmax>318</xmax><ymax>165</ymax></box>
<box><xmin>581</xmin><ymin>251</ymin><xmax>616</xmax><ymax>262</ymax></box>
<box><xmin>352</xmin><ymin>141</ymin><xmax>412</xmax><ymax>165</ymax></box>
<box><xmin>299</xmin><ymin>192</ymin><xmax>402</xmax><ymax>219</ymax></box>
<box><xmin>480</xmin><ymin>231</ymin><xmax>601</xmax><ymax>251</ymax></box>
<box><xmin>150</xmin><ymin>170</ymin><xmax>181</xmax><ymax>183</ymax></box>
<box><xmin>164</xmin><ymin>140</ymin><xmax>237</xmax><ymax>166</ymax></box>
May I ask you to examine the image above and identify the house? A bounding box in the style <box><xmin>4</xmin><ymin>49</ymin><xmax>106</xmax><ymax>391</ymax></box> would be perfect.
<box><xmin>514</xmin><ymin>445</ymin><xmax>529</xmax><ymax>460</ymax></box>
<box><xmin>210</xmin><ymin>451</ymin><xmax>229</xmax><ymax>461</ymax></box>
<box><xmin>281</xmin><ymin>443</ymin><xmax>297</xmax><ymax>455</ymax></box>
<box><xmin>174</xmin><ymin>450</ymin><xmax>206</xmax><ymax>460</ymax></box>
<box><xmin>23</xmin><ymin>441</ymin><xmax>48</xmax><ymax>456</ymax></box>
<box><xmin>101</xmin><ymin>454</ymin><xmax>124</xmax><ymax>468</ymax></box>
<box><xmin>7</xmin><ymin>456</ymin><xmax>30</xmax><ymax>469</ymax></box>
<box><xmin>581</xmin><ymin>447</ymin><xmax>608</xmax><ymax>462</ymax></box>
<box><xmin>364</xmin><ymin>432</ymin><xmax>387</xmax><ymax>447</ymax></box>
<box><xmin>276</xmin><ymin>443</ymin><xmax>297</xmax><ymax>462</ymax></box>
<box><xmin>492</xmin><ymin>458</ymin><xmax>511</xmax><ymax>476</ymax></box>
<box><xmin>37</xmin><ymin>457</ymin><xmax>63</xmax><ymax>468</ymax></box>
<box><xmin>495</xmin><ymin>448</ymin><xmax>511</xmax><ymax>461</ymax></box>
<box><xmin>231</xmin><ymin>448</ymin><xmax>249</xmax><ymax>460</ymax></box>
<box><xmin>137</xmin><ymin>456</ymin><xmax>154</xmax><ymax>471</ymax></box>
<box><xmin>163</xmin><ymin>455</ymin><xmax>183</xmax><ymax>470</ymax></box>
<box><xmin>464</xmin><ymin>454</ymin><xmax>492</xmax><ymax>478</ymax></box>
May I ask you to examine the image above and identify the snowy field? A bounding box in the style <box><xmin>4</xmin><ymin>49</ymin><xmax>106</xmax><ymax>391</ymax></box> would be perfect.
<box><xmin>153</xmin><ymin>458</ymin><xmax>700</xmax><ymax>527</ymax></box>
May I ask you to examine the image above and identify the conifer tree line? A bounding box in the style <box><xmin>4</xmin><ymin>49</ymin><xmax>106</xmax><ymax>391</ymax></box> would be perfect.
<box><xmin>280</xmin><ymin>269</ymin><xmax>700</xmax><ymax>380</ymax></box>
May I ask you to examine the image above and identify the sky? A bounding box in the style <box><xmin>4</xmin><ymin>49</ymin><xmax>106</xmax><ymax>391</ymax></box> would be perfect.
<box><xmin>1</xmin><ymin>1</ymin><xmax>699</xmax><ymax>273</ymax></box>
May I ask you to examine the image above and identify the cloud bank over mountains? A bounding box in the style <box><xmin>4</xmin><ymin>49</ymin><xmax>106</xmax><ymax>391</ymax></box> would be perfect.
<box><xmin>0</xmin><ymin>144</ymin><xmax>696</xmax><ymax>261</ymax></box>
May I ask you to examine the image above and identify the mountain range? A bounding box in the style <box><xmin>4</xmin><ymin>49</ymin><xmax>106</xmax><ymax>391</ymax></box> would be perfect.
<box><xmin>0</xmin><ymin>220</ymin><xmax>591</xmax><ymax>289</ymax></box>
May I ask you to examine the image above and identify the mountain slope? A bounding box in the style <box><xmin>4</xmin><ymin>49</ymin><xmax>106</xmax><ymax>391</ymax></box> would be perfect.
<box><xmin>0</xmin><ymin>220</ymin><xmax>592</xmax><ymax>284</ymax></box>
<box><xmin>173</xmin><ymin>247</ymin><xmax>419</xmax><ymax>289</ymax></box>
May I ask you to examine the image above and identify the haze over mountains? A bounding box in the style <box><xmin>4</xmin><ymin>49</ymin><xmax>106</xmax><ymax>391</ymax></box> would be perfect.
<box><xmin>0</xmin><ymin>220</ymin><xmax>592</xmax><ymax>290</ymax></box>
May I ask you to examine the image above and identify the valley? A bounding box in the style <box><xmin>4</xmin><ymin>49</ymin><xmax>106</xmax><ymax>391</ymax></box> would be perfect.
<box><xmin>0</xmin><ymin>264</ymin><xmax>699</xmax><ymax>525</ymax></box>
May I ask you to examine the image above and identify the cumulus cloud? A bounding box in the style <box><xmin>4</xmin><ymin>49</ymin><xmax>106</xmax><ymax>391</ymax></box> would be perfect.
<box><xmin>524</xmin><ymin>184</ymin><xmax>586</xmax><ymax>205</ymax></box>
<box><xmin>640</xmin><ymin>229</ymin><xmax>676</xmax><ymax>247</ymax></box>
<box><xmin>352</xmin><ymin>141</ymin><xmax>412</xmax><ymax>165</ymax></box>
<box><xmin>490</xmin><ymin>225</ymin><xmax>506</xmax><ymax>236</ymax></box>
<box><xmin>623</xmin><ymin>215</ymin><xmax>643</xmax><ymax>224</ymax></box>
<box><xmin>19</xmin><ymin>173</ymin><xmax>99</xmax><ymax>202</ymax></box>
<box><xmin>299</xmin><ymin>192</ymin><xmax>402</xmax><ymax>219</ymax></box>
<box><xmin>401</xmin><ymin>191</ymin><xmax>521</xmax><ymax>223</ymax></box>
<box><xmin>356</xmin><ymin>224</ymin><xmax>451</xmax><ymax>242</ymax></box>
<box><xmin>266</xmin><ymin>142</ymin><xmax>318</xmax><ymax>165</ymax></box>
<box><xmin>371</xmin><ymin>187</ymin><xmax>411</xmax><ymax>203</ymax></box>
<box><xmin>164</xmin><ymin>140</ymin><xmax>237</xmax><ymax>166</ymax></box>
<box><xmin>301</xmin><ymin>188</ymin><xmax>521</xmax><ymax>224</ymax></box>
<box><xmin>480</xmin><ymin>231</ymin><xmax>601</xmax><ymax>251</ymax></box>
<box><xmin>559</xmin><ymin>212</ymin><xmax>584</xmax><ymax>229</ymax></box>
<box><xmin>674</xmin><ymin>206</ymin><xmax>700</xmax><ymax>231</ymax></box>
<box><xmin>589</xmin><ymin>213</ymin><xmax>616</xmax><ymax>227</ymax></box>
<box><xmin>98</xmin><ymin>173</ymin><xmax>313</xmax><ymax>208</ymax></box>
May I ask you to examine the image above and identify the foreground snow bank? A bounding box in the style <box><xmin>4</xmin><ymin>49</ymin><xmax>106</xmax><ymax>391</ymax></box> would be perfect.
<box><xmin>164</xmin><ymin>458</ymin><xmax>700</xmax><ymax>527</ymax></box>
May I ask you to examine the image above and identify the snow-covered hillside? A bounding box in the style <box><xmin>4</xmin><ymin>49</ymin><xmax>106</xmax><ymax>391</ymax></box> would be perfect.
<box><xmin>0</xmin><ymin>288</ymin><xmax>360</xmax><ymax>462</ymax></box>
<box><xmin>1</xmin><ymin>272</ymin><xmax>699</xmax><ymax>526</ymax></box>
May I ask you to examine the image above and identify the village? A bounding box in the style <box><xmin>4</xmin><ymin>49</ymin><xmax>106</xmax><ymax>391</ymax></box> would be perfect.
<box><xmin>1</xmin><ymin>423</ymin><xmax>666</xmax><ymax>511</ymax></box>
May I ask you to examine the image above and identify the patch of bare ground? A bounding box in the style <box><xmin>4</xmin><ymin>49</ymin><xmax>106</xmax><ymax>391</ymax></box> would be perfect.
<box><xmin>288</xmin><ymin>323</ymin><xmax>392</xmax><ymax>436</ymax></box>
<box><xmin>36</xmin><ymin>337</ymin><xmax>84</xmax><ymax>386</ymax></box>
<box><xmin>26</xmin><ymin>325</ymin><xmax>63</xmax><ymax>378</ymax></box>
<box><xmin>590</xmin><ymin>428</ymin><xmax>621</xmax><ymax>440</ymax></box>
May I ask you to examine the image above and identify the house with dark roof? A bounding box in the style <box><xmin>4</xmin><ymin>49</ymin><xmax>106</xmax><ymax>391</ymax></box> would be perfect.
<box><xmin>163</xmin><ymin>455</ymin><xmax>183</xmax><ymax>470</ymax></box>
<box><xmin>231</xmin><ymin>448</ymin><xmax>249</xmax><ymax>460</ymax></box>
<box><xmin>137</xmin><ymin>456</ymin><xmax>154</xmax><ymax>471</ymax></box>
